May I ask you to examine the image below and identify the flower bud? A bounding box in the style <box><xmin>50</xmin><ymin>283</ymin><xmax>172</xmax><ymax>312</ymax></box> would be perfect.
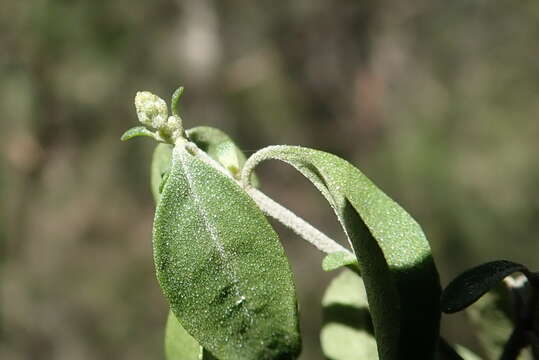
<box><xmin>165</xmin><ymin>115</ymin><xmax>184</xmax><ymax>140</ymax></box>
<box><xmin>134</xmin><ymin>91</ymin><xmax>168</xmax><ymax>129</ymax></box>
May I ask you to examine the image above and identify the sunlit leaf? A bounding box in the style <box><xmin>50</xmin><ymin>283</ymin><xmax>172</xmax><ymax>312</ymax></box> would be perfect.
<box><xmin>151</xmin><ymin>145</ymin><xmax>204</xmax><ymax>357</ymax></box>
<box><xmin>321</xmin><ymin>269</ymin><xmax>378</xmax><ymax>360</ymax></box>
<box><xmin>153</xmin><ymin>143</ymin><xmax>300</xmax><ymax>360</ymax></box>
<box><xmin>242</xmin><ymin>145</ymin><xmax>441</xmax><ymax>359</ymax></box>
<box><xmin>120</xmin><ymin>126</ymin><xmax>156</xmax><ymax>141</ymax></box>
<box><xmin>187</xmin><ymin>126</ymin><xmax>259</xmax><ymax>186</ymax></box>
<box><xmin>322</xmin><ymin>251</ymin><xmax>359</xmax><ymax>273</ymax></box>
<box><xmin>165</xmin><ymin>311</ymin><xmax>202</xmax><ymax>360</ymax></box>
<box><xmin>441</xmin><ymin>260</ymin><xmax>529</xmax><ymax>313</ymax></box>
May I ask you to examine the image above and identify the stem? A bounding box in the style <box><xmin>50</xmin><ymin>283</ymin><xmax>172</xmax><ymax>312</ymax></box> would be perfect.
<box><xmin>183</xmin><ymin>141</ymin><xmax>351</xmax><ymax>255</ymax></box>
<box><xmin>246</xmin><ymin>187</ymin><xmax>349</xmax><ymax>254</ymax></box>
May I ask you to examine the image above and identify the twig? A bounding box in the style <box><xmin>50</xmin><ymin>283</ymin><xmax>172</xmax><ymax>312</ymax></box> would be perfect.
<box><xmin>184</xmin><ymin>141</ymin><xmax>352</xmax><ymax>256</ymax></box>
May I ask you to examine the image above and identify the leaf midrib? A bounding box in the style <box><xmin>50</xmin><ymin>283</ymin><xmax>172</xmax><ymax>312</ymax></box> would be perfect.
<box><xmin>176</xmin><ymin>147</ymin><xmax>250</xmax><ymax>321</ymax></box>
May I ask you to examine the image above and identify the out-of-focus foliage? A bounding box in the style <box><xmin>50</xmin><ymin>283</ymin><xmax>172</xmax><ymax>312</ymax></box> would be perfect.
<box><xmin>1</xmin><ymin>1</ymin><xmax>538</xmax><ymax>359</ymax></box>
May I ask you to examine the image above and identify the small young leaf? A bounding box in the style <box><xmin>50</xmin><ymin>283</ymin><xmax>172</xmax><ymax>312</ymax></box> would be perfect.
<box><xmin>441</xmin><ymin>260</ymin><xmax>529</xmax><ymax>313</ymax></box>
<box><xmin>242</xmin><ymin>146</ymin><xmax>441</xmax><ymax>359</ymax></box>
<box><xmin>187</xmin><ymin>126</ymin><xmax>259</xmax><ymax>186</ymax></box>
<box><xmin>322</xmin><ymin>251</ymin><xmax>359</xmax><ymax>272</ymax></box>
<box><xmin>165</xmin><ymin>311</ymin><xmax>202</xmax><ymax>360</ymax></box>
<box><xmin>150</xmin><ymin>143</ymin><xmax>173</xmax><ymax>203</ymax></box>
<box><xmin>153</xmin><ymin>144</ymin><xmax>300</xmax><ymax>360</ymax></box>
<box><xmin>321</xmin><ymin>269</ymin><xmax>378</xmax><ymax>360</ymax></box>
<box><xmin>171</xmin><ymin>86</ymin><xmax>184</xmax><ymax>116</ymax></box>
<box><xmin>120</xmin><ymin>126</ymin><xmax>156</xmax><ymax>141</ymax></box>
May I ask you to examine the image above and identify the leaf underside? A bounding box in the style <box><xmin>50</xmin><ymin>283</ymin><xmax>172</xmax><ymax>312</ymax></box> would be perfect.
<box><xmin>441</xmin><ymin>260</ymin><xmax>528</xmax><ymax>313</ymax></box>
<box><xmin>243</xmin><ymin>145</ymin><xmax>441</xmax><ymax>360</ymax></box>
<box><xmin>153</xmin><ymin>144</ymin><xmax>300</xmax><ymax>360</ymax></box>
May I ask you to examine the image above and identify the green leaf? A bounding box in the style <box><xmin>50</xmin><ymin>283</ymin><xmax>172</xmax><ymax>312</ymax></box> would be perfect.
<box><xmin>152</xmin><ymin>145</ymin><xmax>204</xmax><ymax>358</ymax></box>
<box><xmin>322</xmin><ymin>251</ymin><xmax>359</xmax><ymax>272</ymax></box>
<box><xmin>321</xmin><ymin>269</ymin><xmax>378</xmax><ymax>360</ymax></box>
<box><xmin>120</xmin><ymin>126</ymin><xmax>156</xmax><ymax>141</ymax></box>
<box><xmin>150</xmin><ymin>143</ymin><xmax>173</xmax><ymax>203</ymax></box>
<box><xmin>153</xmin><ymin>144</ymin><xmax>301</xmax><ymax>360</ymax></box>
<box><xmin>165</xmin><ymin>310</ymin><xmax>202</xmax><ymax>360</ymax></box>
<box><xmin>242</xmin><ymin>146</ymin><xmax>441</xmax><ymax>359</ymax></box>
<box><xmin>171</xmin><ymin>86</ymin><xmax>184</xmax><ymax>116</ymax></box>
<box><xmin>441</xmin><ymin>260</ymin><xmax>529</xmax><ymax>313</ymax></box>
<box><xmin>187</xmin><ymin>126</ymin><xmax>259</xmax><ymax>186</ymax></box>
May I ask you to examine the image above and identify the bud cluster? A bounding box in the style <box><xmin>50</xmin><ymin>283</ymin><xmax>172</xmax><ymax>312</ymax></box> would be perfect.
<box><xmin>134</xmin><ymin>91</ymin><xmax>184</xmax><ymax>143</ymax></box>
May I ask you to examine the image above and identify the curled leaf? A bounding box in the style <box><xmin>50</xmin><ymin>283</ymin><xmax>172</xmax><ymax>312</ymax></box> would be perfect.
<box><xmin>242</xmin><ymin>146</ymin><xmax>441</xmax><ymax>359</ymax></box>
<box><xmin>441</xmin><ymin>260</ymin><xmax>529</xmax><ymax>313</ymax></box>
<box><xmin>153</xmin><ymin>143</ymin><xmax>300</xmax><ymax>360</ymax></box>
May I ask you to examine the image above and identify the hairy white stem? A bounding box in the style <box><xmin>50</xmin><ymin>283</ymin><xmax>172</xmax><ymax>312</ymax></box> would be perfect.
<box><xmin>246</xmin><ymin>187</ymin><xmax>349</xmax><ymax>254</ymax></box>
<box><xmin>183</xmin><ymin>141</ymin><xmax>351</xmax><ymax>255</ymax></box>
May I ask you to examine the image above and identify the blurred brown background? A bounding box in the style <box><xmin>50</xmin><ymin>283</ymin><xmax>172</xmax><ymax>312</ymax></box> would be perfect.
<box><xmin>1</xmin><ymin>1</ymin><xmax>538</xmax><ymax>359</ymax></box>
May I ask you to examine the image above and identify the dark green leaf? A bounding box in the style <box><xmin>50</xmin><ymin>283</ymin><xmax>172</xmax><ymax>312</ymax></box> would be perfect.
<box><xmin>165</xmin><ymin>310</ymin><xmax>202</xmax><ymax>360</ymax></box>
<box><xmin>322</xmin><ymin>251</ymin><xmax>359</xmax><ymax>273</ymax></box>
<box><xmin>120</xmin><ymin>126</ymin><xmax>155</xmax><ymax>141</ymax></box>
<box><xmin>242</xmin><ymin>146</ymin><xmax>441</xmax><ymax>359</ymax></box>
<box><xmin>187</xmin><ymin>126</ymin><xmax>259</xmax><ymax>186</ymax></box>
<box><xmin>150</xmin><ymin>143</ymin><xmax>173</xmax><ymax>203</ymax></box>
<box><xmin>321</xmin><ymin>269</ymin><xmax>378</xmax><ymax>360</ymax></box>
<box><xmin>441</xmin><ymin>260</ymin><xmax>529</xmax><ymax>313</ymax></box>
<box><xmin>153</xmin><ymin>144</ymin><xmax>300</xmax><ymax>360</ymax></box>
